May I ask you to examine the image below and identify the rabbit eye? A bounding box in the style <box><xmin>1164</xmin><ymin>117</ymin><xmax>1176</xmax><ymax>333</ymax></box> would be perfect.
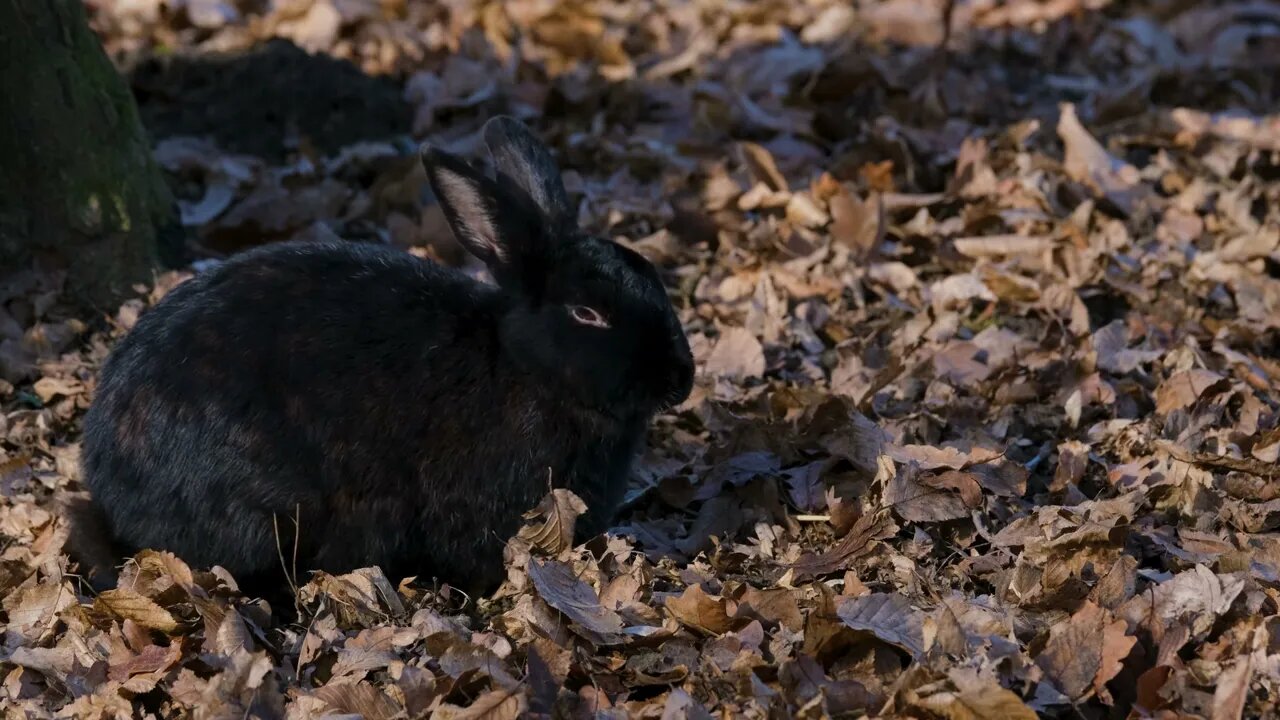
<box><xmin>568</xmin><ymin>305</ymin><xmax>610</xmax><ymax>329</ymax></box>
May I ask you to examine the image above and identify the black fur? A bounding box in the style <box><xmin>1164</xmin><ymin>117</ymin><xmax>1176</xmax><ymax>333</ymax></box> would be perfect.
<box><xmin>79</xmin><ymin>117</ymin><xmax>694</xmax><ymax>596</ymax></box>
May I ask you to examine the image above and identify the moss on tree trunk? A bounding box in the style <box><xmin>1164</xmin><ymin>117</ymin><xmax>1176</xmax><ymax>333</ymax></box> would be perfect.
<box><xmin>0</xmin><ymin>0</ymin><xmax>182</xmax><ymax>310</ymax></box>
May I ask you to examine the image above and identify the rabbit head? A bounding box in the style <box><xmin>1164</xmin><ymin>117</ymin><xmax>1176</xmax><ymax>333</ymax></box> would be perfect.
<box><xmin>422</xmin><ymin>117</ymin><xmax>694</xmax><ymax>417</ymax></box>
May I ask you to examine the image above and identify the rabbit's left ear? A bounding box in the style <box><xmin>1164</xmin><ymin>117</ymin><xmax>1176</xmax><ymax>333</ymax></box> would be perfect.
<box><xmin>421</xmin><ymin>145</ymin><xmax>548</xmax><ymax>291</ymax></box>
<box><xmin>483</xmin><ymin>116</ymin><xmax>574</xmax><ymax>226</ymax></box>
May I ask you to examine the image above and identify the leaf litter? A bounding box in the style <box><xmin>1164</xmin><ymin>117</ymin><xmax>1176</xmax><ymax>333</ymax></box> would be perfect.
<box><xmin>3</xmin><ymin>0</ymin><xmax>1280</xmax><ymax>717</ymax></box>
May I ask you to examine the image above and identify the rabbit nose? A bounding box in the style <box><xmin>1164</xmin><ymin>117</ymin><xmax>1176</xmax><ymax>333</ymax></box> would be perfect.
<box><xmin>667</xmin><ymin>358</ymin><xmax>694</xmax><ymax>403</ymax></box>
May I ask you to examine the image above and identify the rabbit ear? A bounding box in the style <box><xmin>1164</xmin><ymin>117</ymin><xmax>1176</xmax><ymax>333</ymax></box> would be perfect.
<box><xmin>483</xmin><ymin>116</ymin><xmax>573</xmax><ymax>225</ymax></box>
<box><xmin>421</xmin><ymin>145</ymin><xmax>545</xmax><ymax>282</ymax></box>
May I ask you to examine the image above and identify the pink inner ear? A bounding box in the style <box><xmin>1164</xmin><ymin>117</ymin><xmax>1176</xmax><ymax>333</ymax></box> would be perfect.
<box><xmin>570</xmin><ymin>305</ymin><xmax>610</xmax><ymax>329</ymax></box>
<box><xmin>436</xmin><ymin>167</ymin><xmax>506</xmax><ymax>263</ymax></box>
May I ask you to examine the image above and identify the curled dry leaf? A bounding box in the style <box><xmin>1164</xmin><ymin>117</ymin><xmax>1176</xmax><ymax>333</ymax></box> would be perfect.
<box><xmin>517</xmin><ymin>488</ymin><xmax>588</xmax><ymax>556</ymax></box>
<box><xmin>790</xmin><ymin>510</ymin><xmax>898</xmax><ymax>579</ymax></box>
<box><xmin>1058</xmin><ymin>103</ymin><xmax>1145</xmax><ymax>214</ymax></box>
<box><xmin>738</xmin><ymin>142</ymin><xmax>788</xmax><ymax>192</ymax></box>
<box><xmin>301</xmin><ymin>566</ymin><xmax>406</xmax><ymax>623</ymax></box>
<box><xmin>32</xmin><ymin>377</ymin><xmax>83</xmax><ymax>403</ymax></box>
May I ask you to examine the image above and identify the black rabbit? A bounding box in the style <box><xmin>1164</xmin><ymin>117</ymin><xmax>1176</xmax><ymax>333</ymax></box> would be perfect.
<box><xmin>78</xmin><ymin>117</ymin><xmax>695</xmax><ymax>598</ymax></box>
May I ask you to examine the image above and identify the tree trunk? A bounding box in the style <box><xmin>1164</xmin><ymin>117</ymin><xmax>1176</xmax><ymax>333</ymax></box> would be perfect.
<box><xmin>0</xmin><ymin>0</ymin><xmax>182</xmax><ymax>311</ymax></box>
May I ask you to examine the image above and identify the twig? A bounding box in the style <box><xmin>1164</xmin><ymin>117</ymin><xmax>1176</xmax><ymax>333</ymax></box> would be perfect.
<box><xmin>272</xmin><ymin>513</ymin><xmax>299</xmax><ymax>601</ymax></box>
<box><xmin>292</xmin><ymin>503</ymin><xmax>301</xmax><ymax>612</ymax></box>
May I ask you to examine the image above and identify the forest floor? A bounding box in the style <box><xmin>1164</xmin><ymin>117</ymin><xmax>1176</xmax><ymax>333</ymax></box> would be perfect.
<box><xmin>4</xmin><ymin>0</ymin><xmax>1280</xmax><ymax>717</ymax></box>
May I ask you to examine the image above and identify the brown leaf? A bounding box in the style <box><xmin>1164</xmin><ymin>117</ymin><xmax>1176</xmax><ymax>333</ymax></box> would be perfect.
<box><xmin>213</xmin><ymin>609</ymin><xmax>253</xmax><ymax>656</ymax></box>
<box><xmin>703</xmin><ymin>326</ymin><xmax>765</xmax><ymax>382</ymax></box>
<box><xmin>733</xmin><ymin>586</ymin><xmax>803</xmax><ymax>632</ymax></box>
<box><xmin>664</xmin><ymin>584</ymin><xmax>734</xmax><ymax>636</ymax></box>
<box><xmin>1155</xmin><ymin>369</ymin><xmax>1227</xmax><ymax>414</ymax></box>
<box><xmin>887</xmin><ymin>444</ymin><xmax>1003</xmax><ymax>470</ymax></box>
<box><xmin>952</xmin><ymin>235</ymin><xmax>1054</xmax><ymax>258</ymax></box>
<box><xmin>1035</xmin><ymin>601</ymin><xmax>1135</xmax><ymax>701</ymax></box>
<box><xmin>920</xmin><ymin>471</ymin><xmax>984</xmax><ymax>509</ymax></box>
<box><xmin>1058</xmin><ymin>103</ymin><xmax>1144</xmax><ymax>214</ymax></box>
<box><xmin>32</xmin><ymin>376</ymin><xmax>83</xmax><ymax>403</ymax></box>
<box><xmin>660</xmin><ymin>688</ymin><xmax>713</xmax><ymax>720</ymax></box>
<box><xmin>108</xmin><ymin>641</ymin><xmax>182</xmax><ymax>683</ymax></box>
<box><xmin>4</xmin><ymin>579</ymin><xmax>76</xmax><ymax>641</ymax></box>
<box><xmin>331</xmin><ymin>627</ymin><xmax>407</xmax><ymax>680</ymax></box>
<box><xmin>1051</xmin><ymin>440</ymin><xmax>1090</xmax><ymax>491</ymax></box>
<box><xmin>438</xmin><ymin>641</ymin><xmax>520</xmax><ymax>689</ymax></box>
<box><xmin>1118</xmin><ymin>564</ymin><xmax>1243</xmax><ymax>640</ymax></box>
<box><xmin>886</xmin><ymin>462</ymin><xmax>969</xmax><ymax>523</ymax></box>
<box><xmin>527</xmin><ymin>559</ymin><xmax>626</xmax><ymax>645</ymax></box>
<box><xmin>302</xmin><ymin>566</ymin><xmax>405</xmax><ymax>623</ymax></box>
<box><xmin>436</xmin><ymin>687</ymin><xmax>527</xmax><ymax>720</ymax></box>
<box><xmin>1212</xmin><ymin>654</ymin><xmax>1253</xmax><ymax>720</ymax></box>
<box><xmin>834</xmin><ymin>593</ymin><xmax>925</xmax><ymax>658</ymax></box>
<box><xmin>95</xmin><ymin>589</ymin><xmax>180</xmax><ymax>634</ymax></box>
<box><xmin>908</xmin><ymin>667</ymin><xmax>1038</xmax><ymax>720</ymax></box>
<box><xmin>738</xmin><ymin>142</ymin><xmax>788</xmax><ymax>191</ymax></box>
<box><xmin>1095</xmin><ymin>608</ymin><xmax>1138</xmax><ymax>702</ymax></box>
<box><xmin>828</xmin><ymin>184</ymin><xmax>884</xmax><ymax>258</ymax></box>
<box><xmin>311</xmin><ymin>682</ymin><xmax>404</xmax><ymax>720</ymax></box>
<box><xmin>1157</xmin><ymin>439</ymin><xmax>1280</xmax><ymax>480</ymax></box>
<box><xmin>517</xmin><ymin>489</ymin><xmax>588</xmax><ymax>556</ymax></box>
<box><xmin>968</xmin><ymin>458</ymin><xmax>1029</xmax><ymax>498</ymax></box>
<box><xmin>135</xmin><ymin>550</ymin><xmax>197</xmax><ymax>590</ymax></box>
<box><xmin>1091</xmin><ymin>320</ymin><xmax>1161</xmax><ymax>374</ymax></box>
<box><xmin>790</xmin><ymin>510</ymin><xmax>897</xmax><ymax>578</ymax></box>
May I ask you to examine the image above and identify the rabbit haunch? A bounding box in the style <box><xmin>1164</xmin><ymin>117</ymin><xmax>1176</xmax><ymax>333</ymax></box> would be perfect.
<box><xmin>77</xmin><ymin>117</ymin><xmax>695</xmax><ymax>596</ymax></box>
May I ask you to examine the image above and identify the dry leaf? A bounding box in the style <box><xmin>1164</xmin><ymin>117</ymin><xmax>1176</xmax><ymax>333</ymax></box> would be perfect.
<box><xmin>1035</xmin><ymin>601</ymin><xmax>1135</xmax><ymax>701</ymax></box>
<box><xmin>95</xmin><ymin>589</ymin><xmax>180</xmax><ymax>634</ymax></box>
<box><xmin>834</xmin><ymin>593</ymin><xmax>925</xmax><ymax>658</ymax></box>
<box><xmin>518</xmin><ymin>489</ymin><xmax>588</xmax><ymax>556</ymax></box>
<box><xmin>886</xmin><ymin>462</ymin><xmax>970</xmax><ymax>523</ymax></box>
<box><xmin>1155</xmin><ymin>369</ymin><xmax>1226</xmax><ymax>414</ymax></box>
<box><xmin>527</xmin><ymin>559</ymin><xmax>626</xmax><ymax>645</ymax></box>
<box><xmin>703</xmin><ymin>326</ymin><xmax>765</xmax><ymax>382</ymax></box>
<box><xmin>790</xmin><ymin>510</ymin><xmax>898</xmax><ymax>578</ymax></box>
<box><xmin>664</xmin><ymin>584</ymin><xmax>734</xmax><ymax>636</ymax></box>
<box><xmin>908</xmin><ymin>668</ymin><xmax>1038</xmax><ymax>720</ymax></box>
<box><xmin>311</xmin><ymin>682</ymin><xmax>405</xmax><ymax>720</ymax></box>
<box><xmin>1058</xmin><ymin>103</ymin><xmax>1144</xmax><ymax>214</ymax></box>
